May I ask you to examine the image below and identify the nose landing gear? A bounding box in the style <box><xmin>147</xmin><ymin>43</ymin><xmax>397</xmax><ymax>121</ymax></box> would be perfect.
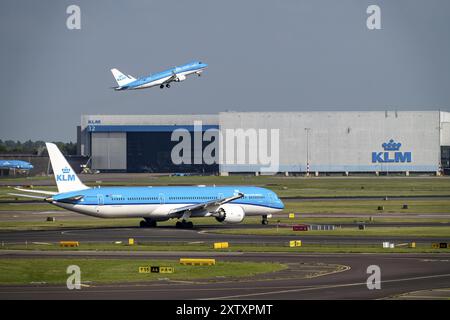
<box><xmin>261</xmin><ymin>215</ymin><xmax>269</xmax><ymax>225</ymax></box>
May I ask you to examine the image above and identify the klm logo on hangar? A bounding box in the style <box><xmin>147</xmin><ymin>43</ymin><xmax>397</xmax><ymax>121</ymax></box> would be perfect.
<box><xmin>56</xmin><ymin>167</ymin><xmax>76</xmax><ymax>182</ymax></box>
<box><xmin>372</xmin><ymin>139</ymin><xmax>412</xmax><ymax>163</ymax></box>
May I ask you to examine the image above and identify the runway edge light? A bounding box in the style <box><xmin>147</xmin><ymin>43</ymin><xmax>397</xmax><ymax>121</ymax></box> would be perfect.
<box><xmin>213</xmin><ymin>242</ymin><xmax>229</xmax><ymax>249</ymax></box>
<box><xmin>289</xmin><ymin>240</ymin><xmax>301</xmax><ymax>247</ymax></box>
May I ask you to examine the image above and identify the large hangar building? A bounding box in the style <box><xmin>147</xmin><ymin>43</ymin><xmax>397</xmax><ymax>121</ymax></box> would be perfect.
<box><xmin>78</xmin><ymin>111</ymin><xmax>450</xmax><ymax>175</ymax></box>
<box><xmin>78</xmin><ymin>114</ymin><xmax>219</xmax><ymax>173</ymax></box>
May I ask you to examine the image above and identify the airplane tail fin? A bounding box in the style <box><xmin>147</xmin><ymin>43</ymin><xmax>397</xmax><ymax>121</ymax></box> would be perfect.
<box><xmin>45</xmin><ymin>143</ymin><xmax>89</xmax><ymax>193</ymax></box>
<box><xmin>110</xmin><ymin>68</ymin><xmax>136</xmax><ymax>87</ymax></box>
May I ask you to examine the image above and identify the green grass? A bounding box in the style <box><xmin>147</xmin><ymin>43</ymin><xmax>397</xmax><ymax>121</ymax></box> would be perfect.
<box><xmin>1</xmin><ymin>200</ymin><xmax>450</xmax><ymax>231</ymax></box>
<box><xmin>1</xmin><ymin>242</ymin><xmax>449</xmax><ymax>254</ymax></box>
<box><xmin>284</xmin><ymin>199</ymin><xmax>450</xmax><ymax>214</ymax></box>
<box><xmin>281</xmin><ymin>217</ymin><xmax>450</xmax><ymax>224</ymax></box>
<box><xmin>0</xmin><ymin>258</ymin><xmax>286</xmax><ymax>285</ymax></box>
<box><xmin>2</xmin><ymin>176</ymin><xmax>450</xmax><ymax>198</ymax></box>
<box><xmin>211</xmin><ymin>226</ymin><xmax>450</xmax><ymax>238</ymax></box>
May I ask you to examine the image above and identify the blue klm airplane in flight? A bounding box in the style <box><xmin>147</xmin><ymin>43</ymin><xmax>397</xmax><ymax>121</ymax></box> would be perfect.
<box><xmin>0</xmin><ymin>160</ymin><xmax>33</xmax><ymax>171</ymax></box>
<box><xmin>111</xmin><ymin>61</ymin><xmax>207</xmax><ymax>91</ymax></box>
<box><xmin>10</xmin><ymin>143</ymin><xmax>284</xmax><ymax>228</ymax></box>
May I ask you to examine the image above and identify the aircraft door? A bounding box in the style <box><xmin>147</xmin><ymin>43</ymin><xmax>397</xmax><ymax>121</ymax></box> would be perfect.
<box><xmin>97</xmin><ymin>194</ymin><xmax>104</xmax><ymax>206</ymax></box>
<box><xmin>158</xmin><ymin>193</ymin><xmax>165</xmax><ymax>204</ymax></box>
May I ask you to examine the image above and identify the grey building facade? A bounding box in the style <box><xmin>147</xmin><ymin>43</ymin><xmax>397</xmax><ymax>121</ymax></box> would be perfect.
<box><xmin>79</xmin><ymin>111</ymin><xmax>450</xmax><ymax>175</ymax></box>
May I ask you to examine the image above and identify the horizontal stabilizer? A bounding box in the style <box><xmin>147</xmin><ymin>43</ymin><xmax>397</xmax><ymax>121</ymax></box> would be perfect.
<box><xmin>14</xmin><ymin>187</ymin><xmax>57</xmax><ymax>196</ymax></box>
<box><xmin>8</xmin><ymin>193</ymin><xmax>47</xmax><ymax>200</ymax></box>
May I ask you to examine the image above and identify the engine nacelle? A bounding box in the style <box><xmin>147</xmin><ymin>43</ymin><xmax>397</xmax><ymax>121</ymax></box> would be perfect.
<box><xmin>215</xmin><ymin>204</ymin><xmax>245</xmax><ymax>224</ymax></box>
<box><xmin>176</xmin><ymin>74</ymin><xmax>187</xmax><ymax>82</ymax></box>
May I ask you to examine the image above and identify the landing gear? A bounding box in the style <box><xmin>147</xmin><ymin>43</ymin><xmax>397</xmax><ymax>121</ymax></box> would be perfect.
<box><xmin>261</xmin><ymin>215</ymin><xmax>269</xmax><ymax>225</ymax></box>
<box><xmin>166</xmin><ymin>83</ymin><xmax>171</xmax><ymax>88</ymax></box>
<box><xmin>140</xmin><ymin>219</ymin><xmax>157</xmax><ymax>228</ymax></box>
<box><xmin>160</xmin><ymin>84</ymin><xmax>164</xmax><ymax>89</ymax></box>
<box><xmin>176</xmin><ymin>220</ymin><xmax>193</xmax><ymax>229</ymax></box>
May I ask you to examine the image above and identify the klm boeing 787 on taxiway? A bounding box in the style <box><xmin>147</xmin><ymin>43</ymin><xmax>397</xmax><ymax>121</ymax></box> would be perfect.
<box><xmin>0</xmin><ymin>160</ymin><xmax>33</xmax><ymax>171</ymax></box>
<box><xmin>111</xmin><ymin>61</ymin><xmax>207</xmax><ymax>91</ymax></box>
<box><xmin>10</xmin><ymin>143</ymin><xmax>284</xmax><ymax>228</ymax></box>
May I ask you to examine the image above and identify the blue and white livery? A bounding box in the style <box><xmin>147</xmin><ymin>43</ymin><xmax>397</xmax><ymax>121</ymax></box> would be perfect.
<box><xmin>0</xmin><ymin>160</ymin><xmax>33</xmax><ymax>171</ymax></box>
<box><xmin>12</xmin><ymin>143</ymin><xmax>284</xmax><ymax>228</ymax></box>
<box><xmin>111</xmin><ymin>61</ymin><xmax>208</xmax><ymax>91</ymax></box>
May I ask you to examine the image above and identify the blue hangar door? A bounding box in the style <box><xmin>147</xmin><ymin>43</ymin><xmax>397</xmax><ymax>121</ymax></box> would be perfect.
<box><xmin>126</xmin><ymin>131</ymin><xmax>219</xmax><ymax>173</ymax></box>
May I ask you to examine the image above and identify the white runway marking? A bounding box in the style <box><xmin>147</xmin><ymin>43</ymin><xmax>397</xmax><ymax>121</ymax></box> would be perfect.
<box><xmin>202</xmin><ymin>273</ymin><xmax>450</xmax><ymax>300</ymax></box>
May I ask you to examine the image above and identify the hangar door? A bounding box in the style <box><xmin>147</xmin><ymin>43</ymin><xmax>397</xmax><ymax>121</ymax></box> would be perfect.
<box><xmin>91</xmin><ymin>132</ymin><xmax>127</xmax><ymax>171</ymax></box>
<box><xmin>127</xmin><ymin>131</ymin><xmax>218</xmax><ymax>173</ymax></box>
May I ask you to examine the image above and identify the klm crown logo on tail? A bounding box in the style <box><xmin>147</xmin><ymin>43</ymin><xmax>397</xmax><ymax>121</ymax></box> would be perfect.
<box><xmin>46</xmin><ymin>143</ymin><xmax>89</xmax><ymax>193</ymax></box>
<box><xmin>372</xmin><ymin>139</ymin><xmax>412</xmax><ymax>163</ymax></box>
<box><xmin>56</xmin><ymin>167</ymin><xmax>76</xmax><ymax>182</ymax></box>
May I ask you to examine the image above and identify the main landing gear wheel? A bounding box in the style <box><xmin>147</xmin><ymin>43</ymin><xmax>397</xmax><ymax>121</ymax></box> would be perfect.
<box><xmin>261</xmin><ymin>215</ymin><xmax>269</xmax><ymax>225</ymax></box>
<box><xmin>176</xmin><ymin>220</ymin><xmax>193</xmax><ymax>229</ymax></box>
<box><xmin>140</xmin><ymin>220</ymin><xmax>157</xmax><ymax>228</ymax></box>
<box><xmin>160</xmin><ymin>84</ymin><xmax>164</xmax><ymax>89</ymax></box>
<box><xmin>165</xmin><ymin>83</ymin><xmax>171</xmax><ymax>88</ymax></box>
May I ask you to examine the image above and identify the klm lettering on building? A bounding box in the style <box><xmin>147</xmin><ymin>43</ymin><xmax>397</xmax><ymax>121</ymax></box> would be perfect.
<box><xmin>372</xmin><ymin>139</ymin><xmax>412</xmax><ymax>163</ymax></box>
<box><xmin>56</xmin><ymin>167</ymin><xmax>76</xmax><ymax>182</ymax></box>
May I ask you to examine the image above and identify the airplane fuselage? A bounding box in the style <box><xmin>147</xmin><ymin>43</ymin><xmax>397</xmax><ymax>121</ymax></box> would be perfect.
<box><xmin>116</xmin><ymin>61</ymin><xmax>207</xmax><ymax>90</ymax></box>
<box><xmin>50</xmin><ymin>186</ymin><xmax>284</xmax><ymax>219</ymax></box>
<box><xmin>0</xmin><ymin>160</ymin><xmax>33</xmax><ymax>170</ymax></box>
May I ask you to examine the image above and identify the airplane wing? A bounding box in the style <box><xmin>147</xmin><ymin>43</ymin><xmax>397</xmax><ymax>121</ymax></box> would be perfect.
<box><xmin>162</xmin><ymin>72</ymin><xmax>178</xmax><ymax>85</ymax></box>
<box><xmin>14</xmin><ymin>187</ymin><xmax>57</xmax><ymax>196</ymax></box>
<box><xmin>168</xmin><ymin>192</ymin><xmax>244</xmax><ymax>216</ymax></box>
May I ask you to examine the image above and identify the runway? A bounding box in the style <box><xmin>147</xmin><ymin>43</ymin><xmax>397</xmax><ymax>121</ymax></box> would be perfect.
<box><xmin>0</xmin><ymin>251</ymin><xmax>449</xmax><ymax>299</ymax></box>
<box><xmin>2</xmin><ymin>210</ymin><xmax>450</xmax><ymax>226</ymax></box>
<box><xmin>1</xmin><ymin>225</ymin><xmax>450</xmax><ymax>245</ymax></box>
<box><xmin>1</xmin><ymin>208</ymin><xmax>450</xmax><ymax>300</ymax></box>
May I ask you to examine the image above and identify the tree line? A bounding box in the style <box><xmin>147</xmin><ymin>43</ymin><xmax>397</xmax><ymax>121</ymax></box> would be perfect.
<box><xmin>0</xmin><ymin>140</ymin><xmax>77</xmax><ymax>155</ymax></box>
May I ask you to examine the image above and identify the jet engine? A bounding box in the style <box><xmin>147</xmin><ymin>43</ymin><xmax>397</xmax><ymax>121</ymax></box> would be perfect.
<box><xmin>215</xmin><ymin>204</ymin><xmax>245</xmax><ymax>224</ymax></box>
<box><xmin>176</xmin><ymin>74</ymin><xmax>187</xmax><ymax>82</ymax></box>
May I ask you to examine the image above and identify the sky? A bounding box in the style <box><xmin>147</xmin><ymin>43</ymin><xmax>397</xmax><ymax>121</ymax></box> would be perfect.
<box><xmin>1</xmin><ymin>0</ymin><xmax>450</xmax><ymax>142</ymax></box>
